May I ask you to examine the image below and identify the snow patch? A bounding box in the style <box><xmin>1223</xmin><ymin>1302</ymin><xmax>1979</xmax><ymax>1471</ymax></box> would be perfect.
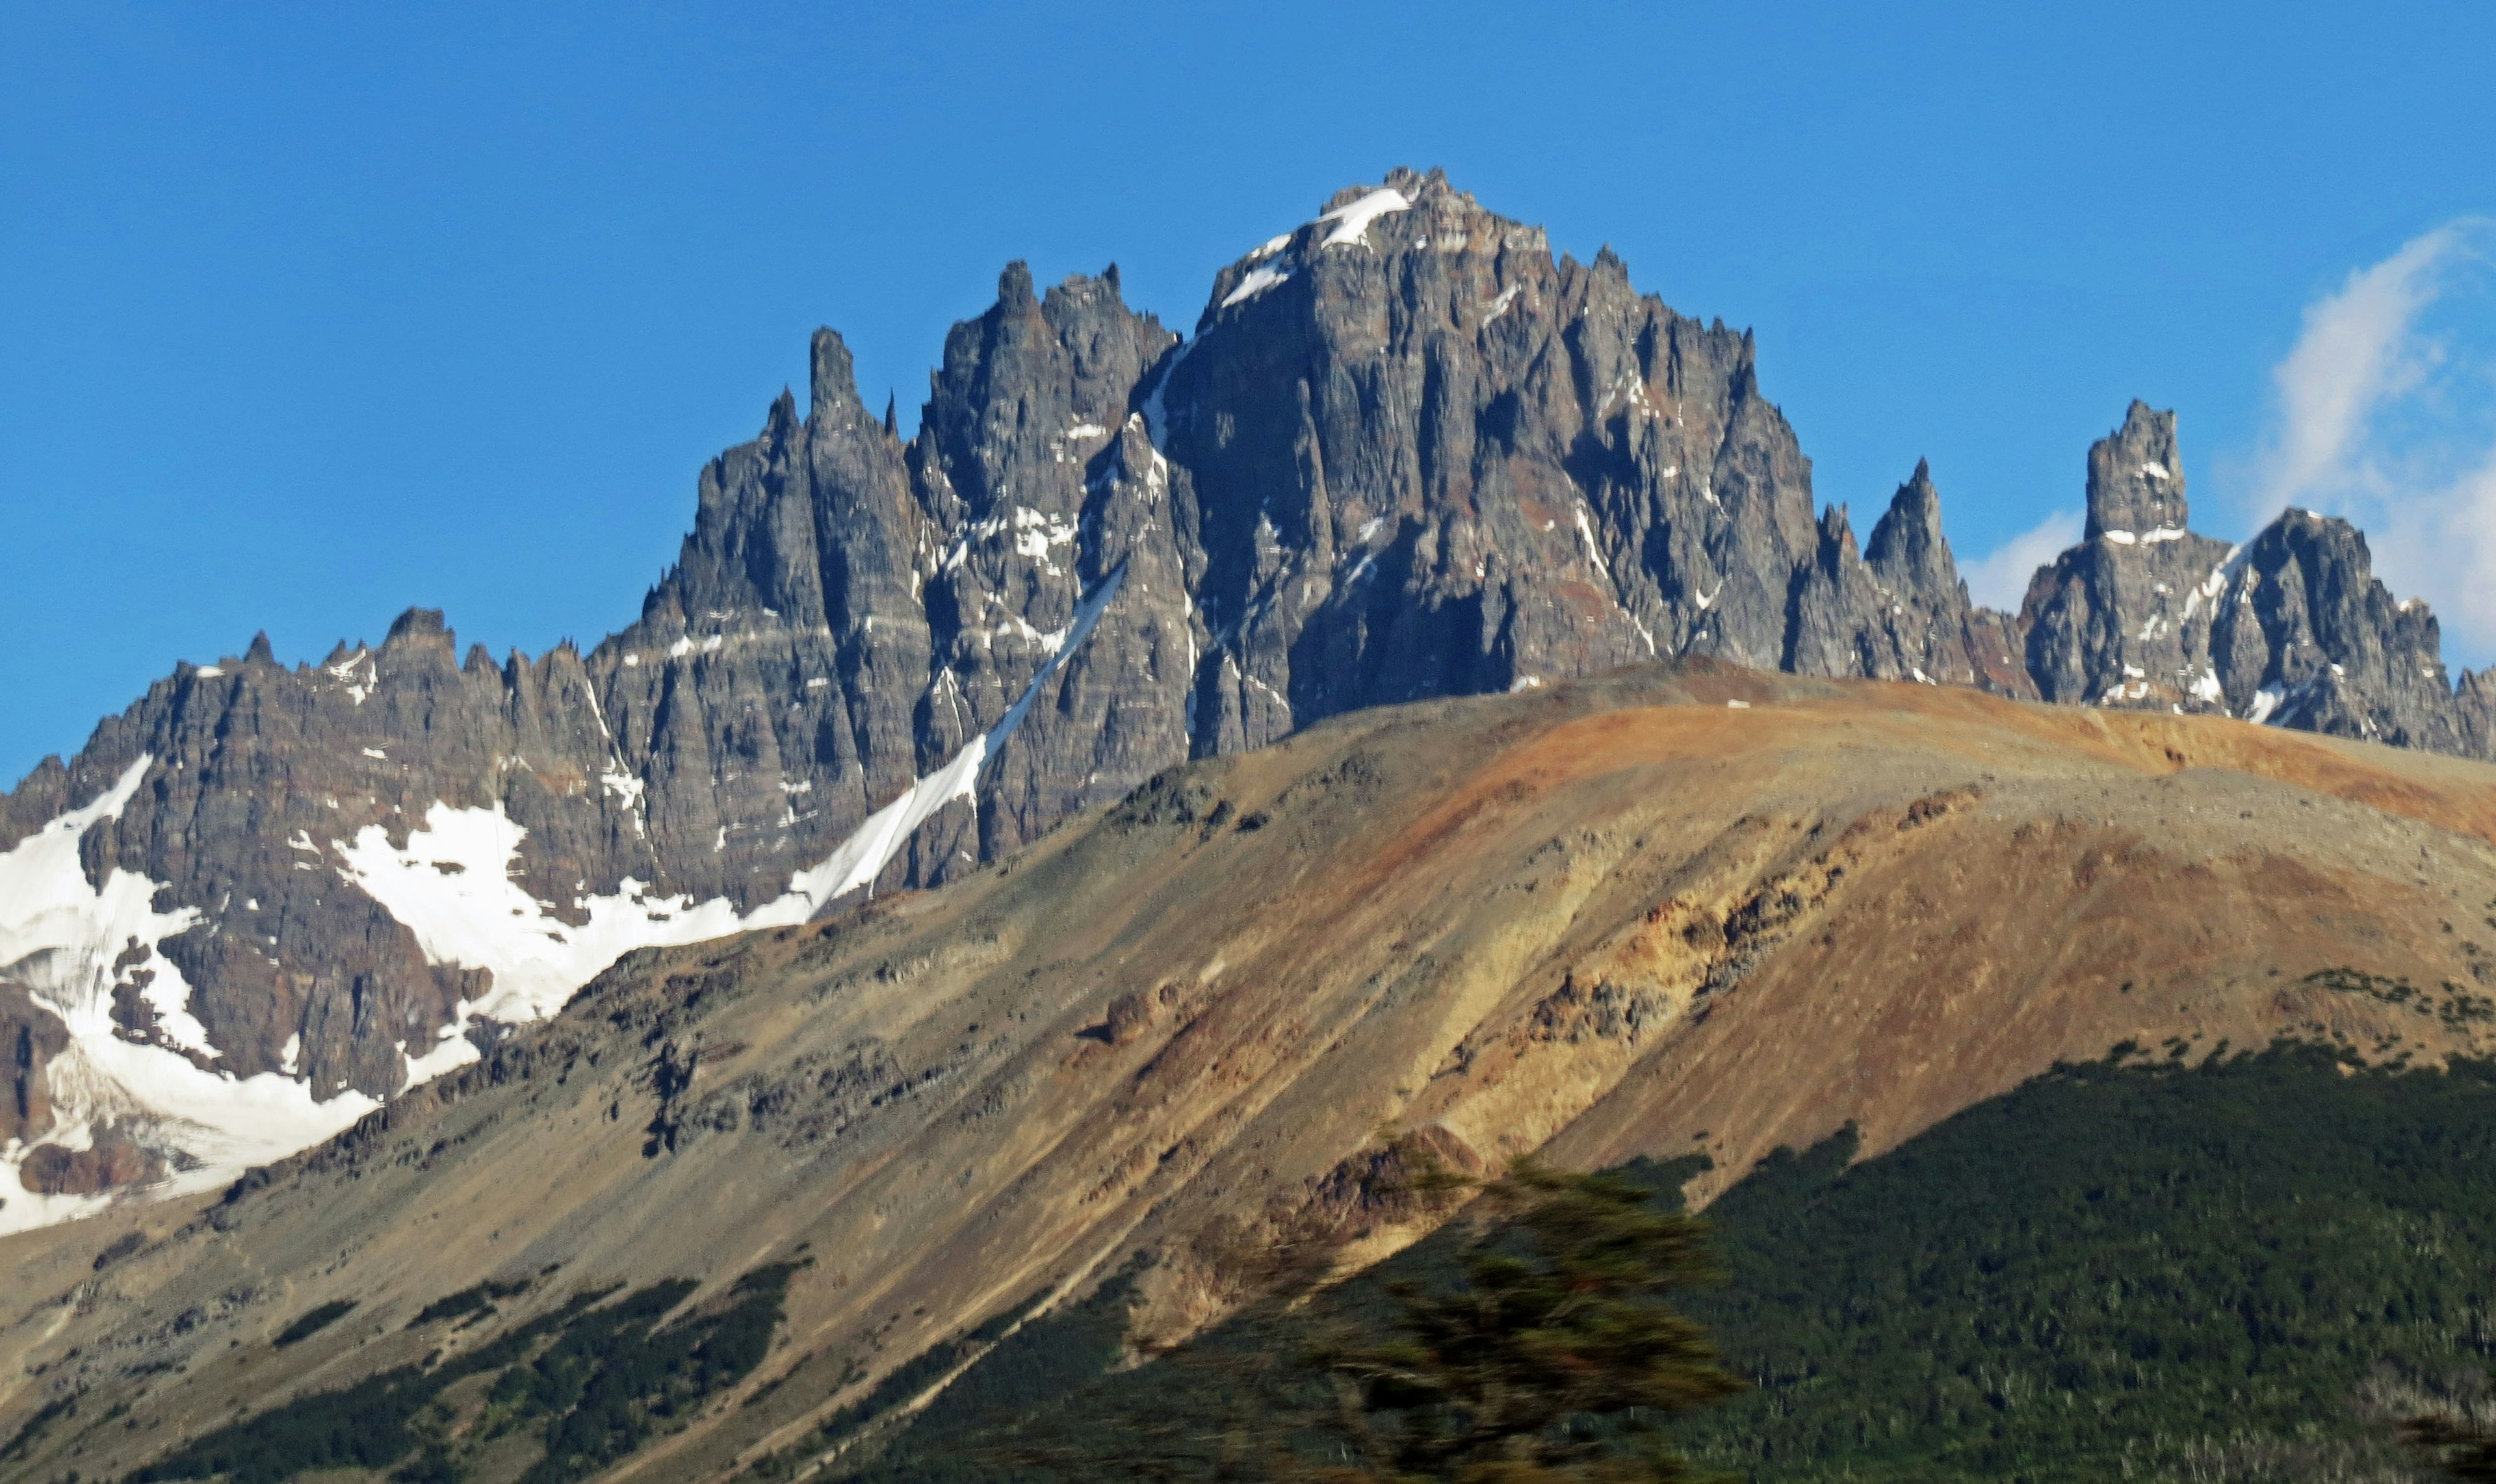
<box><xmin>2179</xmin><ymin>544</ymin><xmax>2246</xmax><ymax>621</ymax></box>
<box><xmin>326</xmin><ymin>649</ymin><xmax>376</xmax><ymax>705</ymax></box>
<box><xmin>0</xmin><ymin>758</ymin><xmax>382</xmax><ymax>1235</ymax></box>
<box><xmin>1572</xmin><ymin>507</ymin><xmax>1611</xmax><ymax>580</ymax></box>
<box><xmin>1221</xmin><ymin>263</ymin><xmax>1292</xmax><ymax>309</ymax></box>
<box><xmin>347</xmin><ymin>567</ymin><xmax>1131</xmax><ymax>1062</ymax></box>
<box><xmin>337</xmin><ymin>808</ymin><xmax>763</xmax><ymax>1028</ymax></box>
<box><xmin>1141</xmin><ymin>337</ymin><xmax>1194</xmax><ymax>450</ymax></box>
<box><xmin>785</xmin><ymin>567</ymin><xmax>1127</xmax><ymax>904</ymax></box>
<box><xmin>1317</xmin><ymin>188</ymin><xmax>1412</xmax><ymax>248</ymax></box>
<box><xmin>599</xmin><ymin>767</ymin><xmax>647</xmax><ymax>814</ymax></box>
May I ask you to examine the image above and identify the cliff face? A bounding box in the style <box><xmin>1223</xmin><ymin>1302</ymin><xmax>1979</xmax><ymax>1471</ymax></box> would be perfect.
<box><xmin>1160</xmin><ymin>172</ymin><xmax>2007</xmax><ymax>746</ymax></box>
<box><xmin>1</xmin><ymin>169</ymin><xmax>2489</xmax><ymax>1222</ymax></box>
<box><xmin>2020</xmin><ymin>400</ymin><xmax>2496</xmax><ymax>749</ymax></box>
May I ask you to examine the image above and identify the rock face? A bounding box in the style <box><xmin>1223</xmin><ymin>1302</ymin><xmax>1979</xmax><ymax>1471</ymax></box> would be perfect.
<box><xmin>1787</xmin><ymin>461</ymin><xmax>2035</xmax><ymax>694</ymax></box>
<box><xmin>1</xmin><ymin>168</ymin><xmax>2489</xmax><ymax>1221</ymax></box>
<box><xmin>1160</xmin><ymin>176</ymin><xmax>2013</xmax><ymax>743</ymax></box>
<box><xmin>2019</xmin><ymin>400</ymin><xmax>2496</xmax><ymax>749</ymax></box>
<box><xmin>2023</xmin><ymin>402</ymin><xmax>2242</xmax><ymax>710</ymax></box>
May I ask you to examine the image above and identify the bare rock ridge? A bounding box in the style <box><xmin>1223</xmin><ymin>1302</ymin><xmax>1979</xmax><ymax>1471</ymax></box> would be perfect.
<box><xmin>2022</xmin><ymin>399</ymin><xmax>2495</xmax><ymax>749</ymax></box>
<box><xmin>0</xmin><ymin>167</ymin><xmax>2490</xmax><ymax>1220</ymax></box>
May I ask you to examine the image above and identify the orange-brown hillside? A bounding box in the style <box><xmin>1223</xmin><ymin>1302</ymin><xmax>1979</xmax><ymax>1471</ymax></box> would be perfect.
<box><xmin>7</xmin><ymin>660</ymin><xmax>2496</xmax><ymax>1483</ymax></box>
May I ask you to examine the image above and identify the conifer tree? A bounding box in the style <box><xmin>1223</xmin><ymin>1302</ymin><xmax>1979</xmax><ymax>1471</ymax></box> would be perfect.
<box><xmin>1303</xmin><ymin>1160</ymin><xmax>1740</xmax><ymax>1483</ymax></box>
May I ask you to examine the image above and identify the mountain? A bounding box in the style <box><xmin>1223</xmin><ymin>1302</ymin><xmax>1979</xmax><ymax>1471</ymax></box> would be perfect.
<box><xmin>6</xmin><ymin>668</ymin><xmax>2496</xmax><ymax>1481</ymax></box>
<box><xmin>3</xmin><ymin>168</ymin><xmax>2493</xmax><ymax>1222</ymax></box>
<box><xmin>2022</xmin><ymin>399</ymin><xmax>2496</xmax><ymax>750</ymax></box>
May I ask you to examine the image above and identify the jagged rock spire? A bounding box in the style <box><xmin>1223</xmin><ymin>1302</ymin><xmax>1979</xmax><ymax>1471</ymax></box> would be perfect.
<box><xmin>1866</xmin><ymin>458</ymin><xmax>1958</xmax><ymax>597</ymax></box>
<box><xmin>2085</xmin><ymin>400</ymin><xmax>2188</xmax><ymax>542</ymax></box>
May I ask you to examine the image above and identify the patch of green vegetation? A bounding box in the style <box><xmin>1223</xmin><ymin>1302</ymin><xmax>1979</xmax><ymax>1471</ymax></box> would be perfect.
<box><xmin>125</xmin><ymin>1263</ymin><xmax>798</xmax><ymax>1484</ymax></box>
<box><xmin>1676</xmin><ymin>1044</ymin><xmax>2496</xmax><ymax>1482</ymax></box>
<box><xmin>0</xmin><ymin>1395</ymin><xmax>75</xmax><ymax>1465</ymax></box>
<box><xmin>836</xmin><ymin>1045</ymin><xmax>2496</xmax><ymax>1483</ymax></box>
<box><xmin>744</xmin><ymin>1284</ymin><xmax>1061</xmax><ymax>1480</ymax></box>
<box><xmin>763</xmin><ymin>1329</ymin><xmax>972</xmax><ymax>1467</ymax></box>
<box><xmin>410</xmin><ymin>1275</ymin><xmax>536</xmax><ymax>1329</ymax></box>
<box><xmin>825</xmin><ymin>1158</ymin><xmax>1719</xmax><ymax>1483</ymax></box>
<box><xmin>2307</xmin><ymin>966</ymin><xmax>2496</xmax><ymax>1028</ymax></box>
<box><xmin>271</xmin><ymin>1299</ymin><xmax>358</xmax><ymax>1348</ymax></box>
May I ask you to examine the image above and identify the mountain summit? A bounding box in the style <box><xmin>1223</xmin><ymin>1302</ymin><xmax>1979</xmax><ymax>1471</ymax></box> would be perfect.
<box><xmin>3</xmin><ymin>169</ymin><xmax>2492</xmax><ymax>1223</ymax></box>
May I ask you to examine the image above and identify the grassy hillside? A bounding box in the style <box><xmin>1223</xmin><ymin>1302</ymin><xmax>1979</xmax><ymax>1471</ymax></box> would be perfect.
<box><xmin>841</xmin><ymin>1045</ymin><xmax>2496</xmax><ymax>1483</ymax></box>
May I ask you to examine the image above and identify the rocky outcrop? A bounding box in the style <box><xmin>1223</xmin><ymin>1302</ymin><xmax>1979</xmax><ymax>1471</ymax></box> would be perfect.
<box><xmin>1786</xmin><ymin>462</ymin><xmax>2036</xmax><ymax>696</ymax></box>
<box><xmin>2018</xmin><ymin>400</ymin><xmax>2496</xmax><ymax>751</ymax></box>
<box><xmin>1</xmin><ymin>985</ymin><xmax>66</xmax><ymax>1147</ymax></box>
<box><xmin>1157</xmin><ymin>171</ymin><xmax>2027</xmax><ymax>742</ymax></box>
<box><xmin>1</xmin><ymin>169</ymin><xmax>2486</xmax><ymax>1221</ymax></box>
<box><xmin>2022</xmin><ymin>401</ymin><xmax>2241</xmax><ymax>710</ymax></box>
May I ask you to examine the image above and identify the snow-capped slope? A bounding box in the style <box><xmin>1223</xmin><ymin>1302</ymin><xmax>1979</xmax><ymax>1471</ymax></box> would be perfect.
<box><xmin>0</xmin><ymin>759</ymin><xmax>382</xmax><ymax>1234</ymax></box>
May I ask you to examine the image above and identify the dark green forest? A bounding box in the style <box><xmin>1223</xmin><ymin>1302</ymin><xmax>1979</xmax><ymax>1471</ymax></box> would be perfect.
<box><xmin>834</xmin><ymin>1045</ymin><xmax>2496</xmax><ymax>1483</ymax></box>
<box><xmin>124</xmin><ymin>1262</ymin><xmax>797</xmax><ymax>1484</ymax></box>
<box><xmin>1676</xmin><ymin>1045</ymin><xmax>2496</xmax><ymax>1481</ymax></box>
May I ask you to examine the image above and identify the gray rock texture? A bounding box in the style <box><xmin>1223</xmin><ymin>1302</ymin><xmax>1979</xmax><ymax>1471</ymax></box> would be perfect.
<box><xmin>2</xmin><ymin>169</ymin><xmax>2489</xmax><ymax>1210</ymax></box>
<box><xmin>2019</xmin><ymin>400</ymin><xmax>2496</xmax><ymax>751</ymax></box>
<box><xmin>1788</xmin><ymin>461</ymin><xmax>2035</xmax><ymax>695</ymax></box>
<box><xmin>2023</xmin><ymin>402</ymin><xmax>2242</xmax><ymax>711</ymax></box>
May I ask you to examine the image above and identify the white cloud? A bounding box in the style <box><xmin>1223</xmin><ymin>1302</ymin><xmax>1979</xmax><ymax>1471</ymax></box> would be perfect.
<box><xmin>1964</xmin><ymin>508</ymin><xmax>2081</xmax><ymax>612</ymax></box>
<box><xmin>2250</xmin><ymin>218</ymin><xmax>2496</xmax><ymax>664</ymax></box>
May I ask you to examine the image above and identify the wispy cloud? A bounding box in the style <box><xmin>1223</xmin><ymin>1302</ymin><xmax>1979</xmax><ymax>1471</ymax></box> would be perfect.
<box><xmin>1964</xmin><ymin>508</ymin><xmax>2081</xmax><ymax>612</ymax></box>
<box><xmin>2249</xmin><ymin>218</ymin><xmax>2496</xmax><ymax>664</ymax></box>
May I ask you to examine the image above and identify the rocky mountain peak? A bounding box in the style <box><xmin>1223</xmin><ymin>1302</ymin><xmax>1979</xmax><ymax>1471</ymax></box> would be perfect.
<box><xmin>996</xmin><ymin>258</ymin><xmax>1039</xmax><ymax>313</ymax></box>
<box><xmin>807</xmin><ymin>328</ymin><xmax>872</xmax><ymax>419</ymax></box>
<box><xmin>2020</xmin><ymin>399</ymin><xmax>2494</xmax><ymax>752</ymax></box>
<box><xmin>383</xmin><ymin>607</ymin><xmax>453</xmax><ymax>651</ymax></box>
<box><xmin>2085</xmin><ymin>399</ymin><xmax>2189</xmax><ymax>541</ymax></box>
<box><xmin>1865</xmin><ymin>459</ymin><xmax>1957</xmax><ymax>597</ymax></box>
<box><xmin>1816</xmin><ymin>503</ymin><xmax>1863</xmax><ymax>565</ymax></box>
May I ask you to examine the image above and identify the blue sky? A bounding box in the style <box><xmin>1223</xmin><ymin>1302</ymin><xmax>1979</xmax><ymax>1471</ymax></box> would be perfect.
<box><xmin>5</xmin><ymin>3</ymin><xmax>2493</xmax><ymax>782</ymax></box>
